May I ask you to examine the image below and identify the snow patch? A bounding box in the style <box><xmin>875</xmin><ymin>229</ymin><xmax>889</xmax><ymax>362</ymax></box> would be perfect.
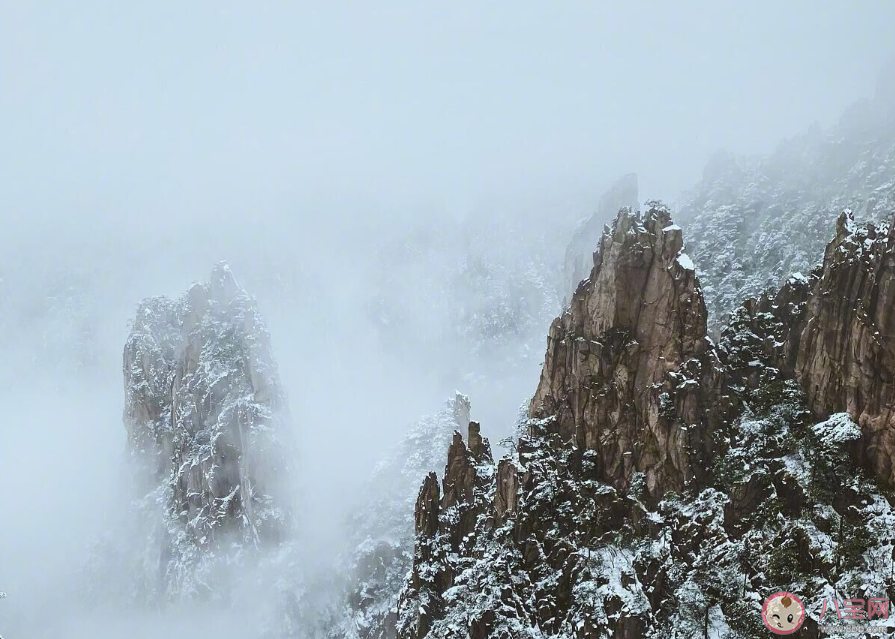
<box><xmin>676</xmin><ymin>252</ymin><xmax>695</xmax><ymax>271</ymax></box>
<box><xmin>812</xmin><ymin>412</ymin><xmax>861</xmax><ymax>444</ymax></box>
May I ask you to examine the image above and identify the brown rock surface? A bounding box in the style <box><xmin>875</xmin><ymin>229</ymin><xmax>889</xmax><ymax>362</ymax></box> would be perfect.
<box><xmin>414</xmin><ymin>472</ymin><xmax>440</xmax><ymax>537</ymax></box>
<box><xmin>398</xmin><ymin>205</ymin><xmax>895</xmax><ymax>639</ymax></box>
<box><xmin>775</xmin><ymin>211</ymin><xmax>895</xmax><ymax>485</ymax></box>
<box><xmin>530</xmin><ymin>204</ymin><xmax>710</xmax><ymax>494</ymax></box>
<box><xmin>494</xmin><ymin>458</ymin><xmax>519</xmax><ymax>523</ymax></box>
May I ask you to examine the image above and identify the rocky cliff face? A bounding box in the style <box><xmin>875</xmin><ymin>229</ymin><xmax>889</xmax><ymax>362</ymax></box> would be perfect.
<box><xmin>398</xmin><ymin>207</ymin><xmax>895</xmax><ymax>638</ymax></box>
<box><xmin>398</xmin><ymin>420</ymin><xmax>497</xmax><ymax>639</ymax></box>
<box><xmin>732</xmin><ymin>210</ymin><xmax>895</xmax><ymax>489</ymax></box>
<box><xmin>531</xmin><ymin>204</ymin><xmax>717</xmax><ymax>496</ymax></box>
<box><xmin>122</xmin><ymin>263</ymin><xmax>293</xmax><ymax>599</ymax></box>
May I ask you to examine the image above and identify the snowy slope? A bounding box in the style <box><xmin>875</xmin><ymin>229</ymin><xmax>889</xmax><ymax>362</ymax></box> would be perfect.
<box><xmin>680</xmin><ymin>83</ymin><xmax>895</xmax><ymax>327</ymax></box>
<box><xmin>396</xmin><ymin>209</ymin><xmax>895</xmax><ymax>639</ymax></box>
<box><xmin>325</xmin><ymin>394</ymin><xmax>472</xmax><ymax>639</ymax></box>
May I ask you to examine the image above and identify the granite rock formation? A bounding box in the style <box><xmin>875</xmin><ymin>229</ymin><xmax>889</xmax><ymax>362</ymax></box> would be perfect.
<box><xmin>531</xmin><ymin>203</ymin><xmax>713</xmax><ymax>495</ymax></box>
<box><xmin>398</xmin><ymin>207</ymin><xmax>895</xmax><ymax>638</ymax></box>
<box><xmin>122</xmin><ymin>263</ymin><xmax>293</xmax><ymax>598</ymax></box>
<box><xmin>325</xmin><ymin>394</ymin><xmax>472</xmax><ymax>639</ymax></box>
<box><xmin>732</xmin><ymin>211</ymin><xmax>895</xmax><ymax>488</ymax></box>
<box><xmin>788</xmin><ymin>212</ymin><xmax>895</xmax><ymax>483</ymax></box>
<box><xmin>398</xmin><ymin>420</ymin><xmax>497</xmax><ymax>639</ymax></box>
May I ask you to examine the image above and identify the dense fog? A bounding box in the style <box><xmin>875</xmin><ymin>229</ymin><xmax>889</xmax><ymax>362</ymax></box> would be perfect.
<box><xmin>2</xmin><ymin>3</ymin><xmax>894</xmax><ymax>637</ymax></box>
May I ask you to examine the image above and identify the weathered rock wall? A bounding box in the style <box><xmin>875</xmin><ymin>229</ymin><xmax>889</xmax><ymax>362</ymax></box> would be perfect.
<box><xmin>531</xmin><ymin>205</ymin><xmax>713</xmax><ymax>495</ymax></box>
<box><xmin>123</xmin><ymin>263</ymin><xmax>293</xmax><ymax>596</ymax></box>
<box><xmin>397</xmin><ymin>206</ymin><xmax>895</xmax><ymax>638</ymax></box>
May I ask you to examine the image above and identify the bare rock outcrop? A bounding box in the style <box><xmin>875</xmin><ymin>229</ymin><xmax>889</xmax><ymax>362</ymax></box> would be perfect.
<box><xmin>325</xmin><ymin>393</ymin><xmax>471</xmax><ymax>639</ymax></box>
<box><xmin>123</xmin><ymin>263</ymin><xmax>293</xmax><ymax>597</ymax></box>
<box><xmin>494</xmin><ymin>458</ymin><xmax>519</xmax><ymax>523</ymax></box>
<box><xmin>398</xmin><ymin>204</ymin><xmax>895</xmax><ymax>639</ymax></box>
<box><xmin>414</xmin><ymin>472</ymin><xmax>441</xmax><ymax>537</ymax></box>
<box><xmin>531</xmin><ymin>204</ymin><xmax>712</xmax><ymax>495</ymax></box>
<box><xmin>729</xmin><ymin>210</ymin><xmax>895</xmax><ymax>487</ymax></box>
<box><xmin>397</xmin><ymin>422</ymin><xmax>495</xmax><ymax>639</ymax></box>
<box><xmin>764</xmin><ymin>211</ymin><xmax>895</xmax><ymax>486</ymax></box>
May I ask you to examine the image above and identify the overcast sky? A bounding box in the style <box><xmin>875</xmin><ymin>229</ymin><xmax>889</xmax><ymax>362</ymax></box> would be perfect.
<box><xmin>3</xmin><ymin>6</ymin><xmax>895</xmax><ymax>635</ymax></box>
<box><xmin>2</xmin><ymin>1</ymin><xmax>894</xmax><ymax>239</ymax></box>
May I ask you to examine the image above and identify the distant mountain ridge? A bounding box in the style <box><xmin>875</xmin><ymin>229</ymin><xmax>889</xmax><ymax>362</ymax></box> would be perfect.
<box><xmin>679</xmin><ymin>73</ymin><xmax>895</xmax><ymax>327</ymax></box>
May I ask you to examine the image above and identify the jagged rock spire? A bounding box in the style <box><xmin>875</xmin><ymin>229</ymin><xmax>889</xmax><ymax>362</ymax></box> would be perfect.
<box><xmin>531</xmin><ymin>204</ymin><xmax>710</xmax><ymax>494</ymax></box>
<box><xmin>122</xmin><ymin>263</ymin><xmax>293</xmax><ymax>596</ymax></box>
<box><xmin>399</xmin><ymin>204</ymin><xmax>895</xmax><ymax>639</ymax></box>
<box><xmin>326</xmin><ymin>392</ymin><xmax>472</xmax><ymax>639</ymax></box>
